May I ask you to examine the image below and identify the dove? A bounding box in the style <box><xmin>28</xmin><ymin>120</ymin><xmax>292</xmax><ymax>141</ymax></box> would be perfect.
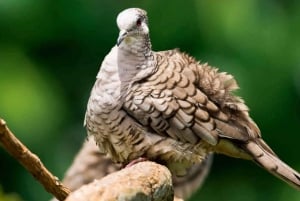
<box><xmin>85</xmin><ymin>8</ymin><xmax>300</xmax><ymax>190</ymax></box>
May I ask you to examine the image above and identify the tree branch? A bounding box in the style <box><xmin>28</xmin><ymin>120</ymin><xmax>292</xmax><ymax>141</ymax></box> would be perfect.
<box><xmin>0</xmin><ymin>118</ymin><xmax>212</xmax><ymax>201</ymax></box>
<box><xmin>65</xmin><ymin>161</ymin><xmax>174</xmax><ymax>201</ymax></box>
<box><xmin>0</xmin><ymin>118</ymin><xmax>70</xmax><ymax>201</ymax></box>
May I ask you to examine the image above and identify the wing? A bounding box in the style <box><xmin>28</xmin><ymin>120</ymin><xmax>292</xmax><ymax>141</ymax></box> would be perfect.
<box><xmin>123</xmin><ymin>49</ymin><xmax>260</xmax><ymax>146</ymax></box>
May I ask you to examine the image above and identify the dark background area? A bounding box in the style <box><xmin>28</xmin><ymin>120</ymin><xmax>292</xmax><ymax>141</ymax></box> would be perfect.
<box><xmin>0</xmin><ymin>0</ymin><xmax>300</xmax><ymax>201</ymax></box>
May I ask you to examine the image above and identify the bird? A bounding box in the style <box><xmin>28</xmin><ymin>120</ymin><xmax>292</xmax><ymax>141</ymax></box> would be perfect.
<box><xmin>85</xmin><ymin>7</ymin><xmax>300</xmax><ymax>190</ymax></box>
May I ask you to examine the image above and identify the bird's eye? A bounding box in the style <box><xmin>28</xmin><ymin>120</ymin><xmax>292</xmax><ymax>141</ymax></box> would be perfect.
<box><xmin>136</xmin><ymin>18</ymin><xmax>142</xmax><ymax>27</ymax></box>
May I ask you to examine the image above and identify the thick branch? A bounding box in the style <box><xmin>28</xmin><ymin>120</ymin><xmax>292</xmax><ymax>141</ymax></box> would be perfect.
<box><xmin>52</xmin><ymin>137</ymin><xmax>212</xmax><ymax>201</ymax></box>
<box><xmin>0</xmin><ymin>118</ymin><xmax>70</xmax><ymax>201</ymax></box>
<box><xmin>65</xmin><ymin>161</ymin><xmax>174</xmax><ymax>201</ymax></box>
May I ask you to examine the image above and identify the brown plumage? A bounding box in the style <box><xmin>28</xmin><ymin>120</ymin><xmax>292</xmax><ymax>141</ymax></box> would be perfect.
<box><xmin>85</xmin><ymin>8</ymin><xmax>300</xmax><ymax>190</ymax></box>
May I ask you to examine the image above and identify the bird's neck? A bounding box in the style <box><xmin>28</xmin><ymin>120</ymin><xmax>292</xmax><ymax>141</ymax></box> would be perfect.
<box><xmin>119</xmin><ymin>34</ymin><xmax>152</xmax><ymax>55</ymax></box>
<box><xmin>117</xmin><ymin>34</ymin><xmax>156</xmax><ymax>92</ymax></box>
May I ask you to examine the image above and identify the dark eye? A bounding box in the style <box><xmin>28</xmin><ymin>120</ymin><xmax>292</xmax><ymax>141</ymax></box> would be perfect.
<box><xmin>136</xmin><ymin>18</ymin><xmax>142</xmax><ymax>26</ymax></box>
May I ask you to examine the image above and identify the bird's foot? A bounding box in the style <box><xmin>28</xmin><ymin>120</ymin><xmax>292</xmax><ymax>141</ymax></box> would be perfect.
<box><xmin>125</xmin><ymin>157</ymin><xmax>148</xmax><ymax>168</ymax></box>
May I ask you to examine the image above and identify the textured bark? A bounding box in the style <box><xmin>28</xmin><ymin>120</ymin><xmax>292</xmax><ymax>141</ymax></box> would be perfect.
<box><xmin>0</xmin><ymin>118</ymin><xmax>70</xmax><ymax>201</ymax></box>
<box><xmin>65</xmin><ymin>161</ymin><xmax>174</xmax><ymax>201</ymax></box>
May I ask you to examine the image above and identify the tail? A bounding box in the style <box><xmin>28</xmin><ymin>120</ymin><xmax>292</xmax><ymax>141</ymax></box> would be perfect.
<box><xmin>244</xmin><ymin>140</ymin><xmax>300</xmax><ymax>190</ymax></box>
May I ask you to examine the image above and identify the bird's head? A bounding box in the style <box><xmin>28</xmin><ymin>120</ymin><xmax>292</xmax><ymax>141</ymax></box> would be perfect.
<box><xmin>116</xmin><ymin>8</ymin><xmax>149</xmax><ymax>46</ymax></box>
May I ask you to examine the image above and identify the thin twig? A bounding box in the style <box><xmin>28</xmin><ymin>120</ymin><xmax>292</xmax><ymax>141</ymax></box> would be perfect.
<box><xmin>0</xmin><ymin>118</ymin><xmax>71</xmax><ymax>201</ymax></box>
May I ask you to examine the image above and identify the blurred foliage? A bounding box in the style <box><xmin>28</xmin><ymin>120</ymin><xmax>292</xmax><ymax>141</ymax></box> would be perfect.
<box><xmin>0</xmin><ymin>0</ymin><xmax>300</xmax><ymax>201</ymax></box>
<box><xmin>0</xmin><ymin>187</ymin><xmax>21</xmax><ymax>201</ymax></box>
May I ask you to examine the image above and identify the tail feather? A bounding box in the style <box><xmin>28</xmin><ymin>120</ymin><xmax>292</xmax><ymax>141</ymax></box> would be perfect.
<box><xmin>245</xmin><ymin>140</ymin><xmax>300</xmax><ymax>190</ymax></box>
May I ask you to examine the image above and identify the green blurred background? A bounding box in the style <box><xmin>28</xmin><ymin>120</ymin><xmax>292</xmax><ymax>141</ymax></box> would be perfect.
<box><xmin>0</xmin><ymin>0</ymin><xmax>300</xmax><ymax>200</ymax></box>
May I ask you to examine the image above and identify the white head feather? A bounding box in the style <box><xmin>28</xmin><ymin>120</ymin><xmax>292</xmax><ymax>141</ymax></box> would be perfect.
<box><xmin>116</xmin><ymin>8</ymin><xmax>149</xmax><ymax>46</ymax></box>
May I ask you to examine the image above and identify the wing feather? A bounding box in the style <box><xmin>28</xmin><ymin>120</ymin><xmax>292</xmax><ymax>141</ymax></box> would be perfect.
<box><xmin>122</xmin><ymin>49</ymin><xmax>260</xmax><ymax>146</ymax></box>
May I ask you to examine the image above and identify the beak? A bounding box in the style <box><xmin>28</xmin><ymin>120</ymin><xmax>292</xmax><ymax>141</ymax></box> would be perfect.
<box><xmin>117</xmin><ymin>30</ymin><xmax>128</xmax><ymax>46</ymax></box>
